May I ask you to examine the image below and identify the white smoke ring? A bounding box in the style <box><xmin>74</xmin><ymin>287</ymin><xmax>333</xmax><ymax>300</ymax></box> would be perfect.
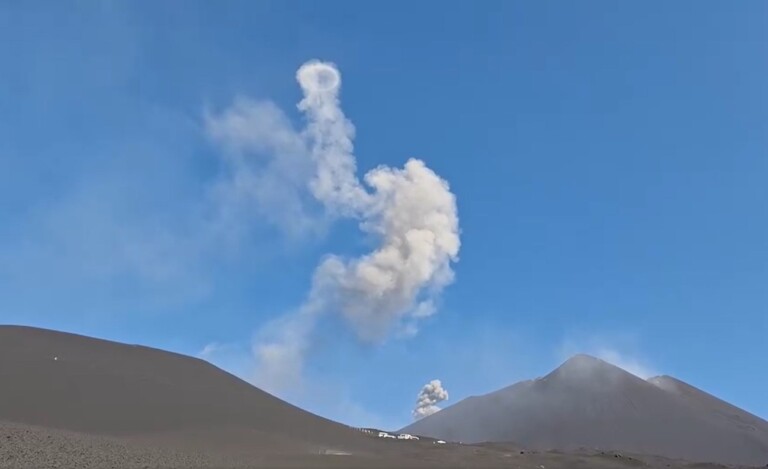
<box><xmin>296</xmin><ymin>61</ymin><xmax>341</xmax><ymax>94</ymax></box>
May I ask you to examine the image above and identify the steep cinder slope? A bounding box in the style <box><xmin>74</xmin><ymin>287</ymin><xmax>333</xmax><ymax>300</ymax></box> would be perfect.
<box><xmin>0</xmin><ymin>325</ymin><xmax>371</xmax><ymax>451</ymax></box>
<box><xmin>649</xmin><ymin>375</ymin><xmax>768</xmax><ymax>435</ymax></box>
<box><xmin>401</xmin><ymin>355</ymin><xmax>768</xmax><ymax>466</ymax></box>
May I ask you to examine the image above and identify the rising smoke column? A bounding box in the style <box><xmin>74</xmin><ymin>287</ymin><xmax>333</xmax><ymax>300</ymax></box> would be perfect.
<box><xmin>208</xmin><ymin>60</ymin><xmax>461</xmax><ymax>393</ymax></box>
<box><xmin>413</xmin><ymin>379</ymin><xmax>449</xmax><ymax>419</ymax></box>
<box><xmin>295</xmin><ymin>61</ymin><xmax>371</xmax><ymax>216</ymax></box>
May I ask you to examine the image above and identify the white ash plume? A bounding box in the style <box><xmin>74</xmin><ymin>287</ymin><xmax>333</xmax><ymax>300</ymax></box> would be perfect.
<box><xmin>413</xmin><ymin>379</ymin><xmax>449</xmax><ymax>420</ymax></box>
<box><xmin>207</xmin><ymin>60</ymin><xmax>461</xmax><ymax>393</ymax></box>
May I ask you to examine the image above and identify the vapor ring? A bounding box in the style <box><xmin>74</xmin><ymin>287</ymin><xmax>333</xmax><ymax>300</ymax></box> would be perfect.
<box><xmin>296</xmin><ymin>61</ymin><xmax>341</xmax><ymax>94</ymax></box>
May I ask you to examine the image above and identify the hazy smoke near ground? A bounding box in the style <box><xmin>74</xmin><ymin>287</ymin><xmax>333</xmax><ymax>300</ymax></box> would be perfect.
<box><xmin>208</xmin><ymin>60</ymin><xmax>461</xmax><ymax>394</ymax></box>
<box><xmin>413</xmin><ymin>379</ymin><xmax>449</xmax><ymax>420</ymax></box>
<box><xmin>252</xmin><ymin>305</ymin><xmax>318</xmax><ymax>392</ymax></box>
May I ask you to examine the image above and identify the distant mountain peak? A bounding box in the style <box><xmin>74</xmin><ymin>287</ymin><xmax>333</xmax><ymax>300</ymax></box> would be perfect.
<box><xmin>401</xmin><ymin>353</ymin><xmax>768</xmax><ymax>466</ymax></box>
<box><xmin>562</xmin><ymin>353</ymin><xmax>603</xmax><ymax>366</ymax></box>
<box><xmin>550</xmin><ymin>353</ymin><xmax>616</xmax><ymax>375</ymax></box>
<box><xmin>537</xmin><ymin>354</ymin><xmax>650</xmax><ymax>388</ymax></box>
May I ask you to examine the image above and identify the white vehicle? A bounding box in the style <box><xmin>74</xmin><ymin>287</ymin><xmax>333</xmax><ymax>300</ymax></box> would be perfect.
<box><xmin>435</xmin><ymin>440</ymin><xmax>446</xmax><ymax>444</ymax></box>
<box><xmin>378</xmin><ymin>432</ymin><xmax>396</xmax><ymax>439</ymax></box>
<box><xmin>397</xmin><ymin>434</ymin><xmax>419</xmax><ymax>440</ymax></box>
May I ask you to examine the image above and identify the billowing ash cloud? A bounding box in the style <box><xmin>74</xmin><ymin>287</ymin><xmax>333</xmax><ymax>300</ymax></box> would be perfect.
<box><xmin>314</xmin><ymin>158</ymin><xmax>459</xmax><ymax>342</ymax></box>
<box><xmin>207</xmin><ymin>60</ymin><xmax>461</xmax><ymax>394</ymax></box>
<box><xmin>413</xmin><ymin>379</ymin><xmax>449</xmax><ymax>420</ymax></box>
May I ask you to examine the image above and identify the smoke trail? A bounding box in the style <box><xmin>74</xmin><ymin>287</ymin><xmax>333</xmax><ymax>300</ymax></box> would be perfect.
<box><xmin>208</xmin><ymin>60</ymin><xmax>461</xmax><ymax>393</ymax></box>
<box><xmin>413</xmin><ymin>379</ymin><xmax>449</xmax><ymax>420</ymax></box>
<box><xmin>295</xmin><ymin>61</ymin><xmax>371</xmax><ymax>217</ymax></box>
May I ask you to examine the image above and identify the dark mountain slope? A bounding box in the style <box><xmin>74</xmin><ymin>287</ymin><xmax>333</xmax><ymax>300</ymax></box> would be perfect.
<box><xmin>649</xmin><ymin>375</ymin><xmax>768</xmax><ymax>435</ymax></box>
<box><xmin>401</xmin><ymin>354</ymin><xmax>768</xmax><ymax>466</ymax></box>
<box><xmin>0</xmin><ymin>325</ymin><xmax>370</xmax><ymax>450</ymax></box>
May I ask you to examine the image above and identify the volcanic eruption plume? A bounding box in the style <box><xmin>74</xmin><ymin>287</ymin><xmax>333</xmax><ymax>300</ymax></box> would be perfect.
<box><xmin>207</xmin><ymin>60</ymin><xmax>461</xmax><ymax>393</ymax></box>
<box><xmin>413</xmin><ymin>379</ymin><xmax>449</xmax><ymax>420</ymax></box>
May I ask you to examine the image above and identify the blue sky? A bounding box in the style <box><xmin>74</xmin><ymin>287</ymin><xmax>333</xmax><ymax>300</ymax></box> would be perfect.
<box><xmin>1</xmin><ymin>1</ymin><xmax>766</xmax><ymax>429</ymax></box>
